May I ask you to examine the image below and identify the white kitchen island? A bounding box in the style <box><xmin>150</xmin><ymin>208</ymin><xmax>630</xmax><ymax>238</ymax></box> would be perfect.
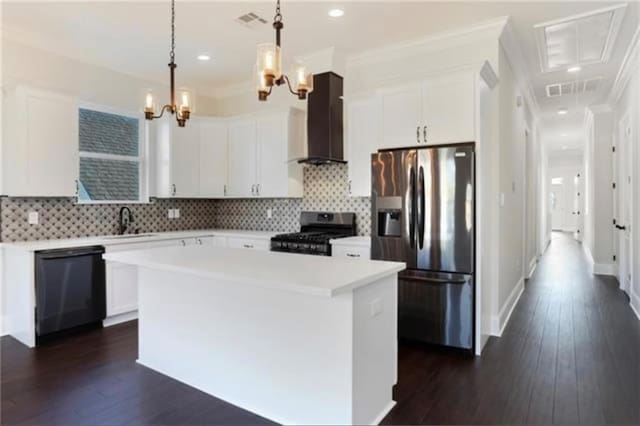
<box><xmin>103</xmin><ymin>245</ymin><xmax>405</xmax><ymax>426</ymax></box>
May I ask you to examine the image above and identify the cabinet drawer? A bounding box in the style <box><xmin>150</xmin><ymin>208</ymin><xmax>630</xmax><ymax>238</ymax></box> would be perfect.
<box><xmin>331</xmin><ymin>245</ymin><xmax>370</xmax><ymax>259</ymax></box>
<box><xmin>227</xmin><ymin>237</ymin><xmax>269</xmax><ymax>251</ymax></box>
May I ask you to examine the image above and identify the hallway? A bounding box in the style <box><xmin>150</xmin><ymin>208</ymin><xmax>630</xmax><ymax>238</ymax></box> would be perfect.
<box><xmin>383</xmin><ymin>231</ymin><xmax>640</xmax><ymax>424</ymax></box>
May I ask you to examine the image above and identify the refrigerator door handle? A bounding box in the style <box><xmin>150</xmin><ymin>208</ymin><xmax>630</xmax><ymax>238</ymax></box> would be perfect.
<box><xmin>409</xmin><ymin>166</ymin><xmax>416</xmax><ymax>249</ymax></box>
<box><xmin>417</xmin><ymin>166</ymin><xmax>425</xmax><ymax>250</ymax></box>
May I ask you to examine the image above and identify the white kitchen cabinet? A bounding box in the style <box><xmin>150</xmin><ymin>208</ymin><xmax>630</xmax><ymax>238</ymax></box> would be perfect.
<box><xmin>199</xmin><ymin>121</ymin><xmax>228</xmax><ymax>197</ymax></box>
<box><xmin>421</xmin><ymin>72</ymin><xmax>475</xmax><ymax>145</ymax></box>
<box><xmin>331</xmin><ymin>245</ymin><xmax>370</xmax><ymax>259</ymax></box>
<box><xmin>227</xmin><ymin>118</ymin><xmax>258</xmax><ymax>197</ymax></box>
<box><xmin>2</xmin><ymin>86</ymin><xmax>79</xmax><ymax>197</ymax></box>
<box><xmin>346</xmin><ymin>96</ymin><xmax>381</xmax><ymax>197</ymax></box>
<box><xmin>106</xmin><ymin>262</ymin><xmax>138</xmax><ymax>316</ymax></box>
<box><xmin>380</xmin><ymin>83</ymin><xmax>422</xmax><ymax>149</ymax></box>
<box><xmin>227</xmin><ymin>236</ymin><xmax>270</xmax><ymax>251</ymax></box>
<box><xmin>227</xmin><ymin>109</ymin><xmax>304</xmax><ymax>198</ymax></box>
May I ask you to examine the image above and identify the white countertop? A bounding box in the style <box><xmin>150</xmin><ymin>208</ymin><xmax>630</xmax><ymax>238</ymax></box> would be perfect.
<box><xmin>330</xmin><ymin>236</ymin><xmax>371</xmax><ymax>247</ymax></box>
<box><xmin>0</xmin><ymin>229</ymin><xmax>278</xmax><ymax>252</ymax></box>
<box><xmin>104</xmin><ymin>245</ymin><xmax>405</xmax><ymax>297</ymax></box>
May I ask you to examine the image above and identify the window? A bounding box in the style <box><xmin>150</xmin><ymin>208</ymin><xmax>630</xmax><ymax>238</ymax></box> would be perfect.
<box><xmin>78</xmin><ymin>107</ymin><xmax>147</xmax><ymax>203</ymax></box>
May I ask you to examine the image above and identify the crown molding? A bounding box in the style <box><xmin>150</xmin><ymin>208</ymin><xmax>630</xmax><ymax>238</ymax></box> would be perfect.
<box><xmin>499</xmin><ymin>17</ymin><xmax>541</xmax><ymax>118</ymax></box>
<box><xmin>347</xmin><ymin>16</ymin><xmax>508</xmax><ymax>68</ymax></box>
<box><xmin>609</xmin><ymin>24</ymin><xmax>640</xmax><ymax>104</ymax></box>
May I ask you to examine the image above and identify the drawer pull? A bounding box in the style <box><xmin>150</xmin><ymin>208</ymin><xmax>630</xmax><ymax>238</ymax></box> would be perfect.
<box><xmin>347</xmin><ymin>253</ymin><xmax>361</xmax><ymax>258</ymax></box>
<box><xmin>243</xmin><ymin>244</ymin><xmax>254</xmax><ymax>249</ymax></box>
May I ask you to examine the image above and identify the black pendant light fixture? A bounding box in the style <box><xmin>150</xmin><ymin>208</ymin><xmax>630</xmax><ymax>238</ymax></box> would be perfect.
<box><xmin>144</xmin><ymin>0</ymin><xmax>191</xmax><ymax>127</ymax></box>
<box><xmin>255</xmin><ymin>0</ymin><xmax>313</xmax><ymax>101</ymax></box>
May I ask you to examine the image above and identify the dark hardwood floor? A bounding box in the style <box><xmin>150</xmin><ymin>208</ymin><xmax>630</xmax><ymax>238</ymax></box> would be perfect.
<box><xmin>2</xmin><ymin>232</ymin><xmax>639</xmax><ymax>425</ymax></box>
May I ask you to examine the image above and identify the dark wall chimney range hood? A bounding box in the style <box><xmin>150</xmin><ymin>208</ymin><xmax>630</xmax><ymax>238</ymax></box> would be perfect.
<box><xmin>299</xmin><ymin>72</ymin><xmax>345</xmax><ymax>165</ymax></box>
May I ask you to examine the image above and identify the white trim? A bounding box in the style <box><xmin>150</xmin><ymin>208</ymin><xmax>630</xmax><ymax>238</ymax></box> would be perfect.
<box><xmin>102</xmin><ymin>311</ymin><xmax>138</xmax><ymax>328</ymax></box>
<box><xmin>527</xmin><ymin>257</ymin><xmax>538</xmax><ymax>279</ymax></box>
<box><xmin>593</xmin><ymin>263</ymin><xmax>616</xmax><ymax>276</ymax></box>
<box><xmin>630</xmin><ymin>289</ymin><xmax>640</xmax><ymax>322</ymax></box>
<box><xmin>491</xmin><ymin>277</ymin><xmax>525</xmax><ymax>337</ymax></box>
<box><xmin>371</xmin><ymin>401</ymin><xmax>397</xmax><ymax>426</ymax></box>
<box><xmin>610</xmin><ymin>24</ymin><xmax>640</xmax><ymax>103</ymax></box>
<box><xmin>79</xmin><ymin>151</ymin><xmax>140</xmax><ymax>162</ymax></box>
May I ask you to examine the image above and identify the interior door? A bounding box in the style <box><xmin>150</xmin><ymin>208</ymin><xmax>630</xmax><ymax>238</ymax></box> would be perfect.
<box><xmin>380</xmin><ymin>84</ymin><xmax>422</xmax><ymax>149</ymax></box>
<box><xmin>199</xmin><ymin>121</ymin><xmax>228</xmax><ymax>197</ymax></box>
<box><xmin>171</xmin><ymin>121</ymin><xmax>200</xmax><ymax>197</ymax></box>
<box><xmin>256</xmin><ymin>113</ymin><xmax>287</xmax><ymax>197</ymax></box>
<box><xmin>617</xmin><ymin>118</ymin><xmax>632</xmax><ymax>293</ymax></box>
<box><xmin>573</xmin><ymin>173</ymin><xmax>583</xmax><ymax>241</ymax></box>
<box><xmin>227</xmin><ymin>119</ymin><xmax>257</xmax><ymax>197</ymax></box>
<box><xmin>417</xmin><ymin>145</ymin><xmax>474</xmax><ymax>274</ymax></box>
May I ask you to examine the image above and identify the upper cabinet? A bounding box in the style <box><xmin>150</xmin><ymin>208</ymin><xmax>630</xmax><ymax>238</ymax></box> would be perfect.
<box><xmin>346</xmin><ymin>70</ymin><xmax>478</xmax><ymax>197</ymax></box>
<box><xmin>199</xmin><ymin>121</ymin><xmax>228</xmax><ymax>198</ymax></box>
<box><xmin>2</xmin><ymin>87</ymin><xmax>79</xmax><ymax>197</ymax></box>
<box><xmin>227</xmin><ymin>109</ymin><xmax>305</xmax><ymax>198</ymax></box>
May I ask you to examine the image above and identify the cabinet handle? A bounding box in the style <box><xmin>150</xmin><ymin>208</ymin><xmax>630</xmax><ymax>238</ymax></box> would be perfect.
<box><xmin>172</xmin><ymin>184</ymin><xmax>177</xmax><ymax>196</ymax></box>
<box><xmin>423</xmin><ymin>126</ymin><xmax>427</xmax><ymax>144</ymax></box>
<box><xmin>180</xmin><ymin>240</ymin><xmax>186</xmax><ymax>246</ymax></box>
<box><xmin>243</xmin><ymin>244</ymin><xmax>254</xmax><ymax>249</ymax></box>
<box><xmin>416</xmin><ymin>126</ymin><xmax>421</xmax><ymax>144</ymax></box>
<box><xmin>348</xmin><ymin>180</ymin><xmax>352</xmax><ymax>195</ymax></box>
<box><xmin>257</xmin><ymin>184</ymin><xmax>260</xmax><ymax>196</ymax></box>
<box><xmin>223</xmin><ymin>185</ymin><xmax>227</xmax><ymax>197</ymax></box>
<box><xmin>196</xmin><ymin>238</ymin><xmax>202</xmax><ymax>245</ymax></box>
<box><xmin>75</xmin><ymin>179</ymin><xmax>79</xmax><ymax>196</ymax></box>
<box><xmin>346</xmin><ymin>253</ymin><xmax>361</xmax><ymax>258</ymax></box>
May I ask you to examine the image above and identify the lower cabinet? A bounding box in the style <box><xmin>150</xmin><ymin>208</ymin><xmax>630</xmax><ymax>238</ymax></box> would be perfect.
<box><xmin>106</xmin><ymin>262</ymin><xmax>138</xmax><ymax>317</ymax></box>
<box><xmin>226</xmin><ymin>237</ymin><xmax>270</xmax><ymax>251</ymax></box>
<box><xmin>331</xmin><ymin>243</ymin><xmax>371</xmax><ymax>260</ymax></box>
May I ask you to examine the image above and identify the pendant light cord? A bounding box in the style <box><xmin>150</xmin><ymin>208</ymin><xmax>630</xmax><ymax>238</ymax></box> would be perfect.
<box><xmin>170</xmin><ymin>0</ymin><xmax>176</xmax><ymax>62</ymax></box>
<box><xmin>274</xmin><ymin>0</ymin><xmax>282</xmax><ymax>22</ymax></box>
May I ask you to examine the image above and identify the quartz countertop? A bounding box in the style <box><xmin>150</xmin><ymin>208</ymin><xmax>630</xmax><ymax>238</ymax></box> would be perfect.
<box><xmin>104</xmin><ymin>245</ymin><xmax>405</xmax><ymax>297</ymax></box>
<box><xmin>0</xmin><ymin>229</ymin><xmax>279</xmax><ymax>252</ymax></box>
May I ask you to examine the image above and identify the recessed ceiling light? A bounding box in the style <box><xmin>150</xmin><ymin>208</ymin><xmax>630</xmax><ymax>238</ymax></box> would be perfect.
<box><xmin>197</xmin><ymin>54</ymin><xmax>211</xmax><ymax>61</ymax></box>
<box><xmin>328</xmin><ymin>8</ymin><xmax>344</xmax><ymax>17</ymax></box>
<box><xmin>567</xmin><ymin>66</ymin><xmax>582</xmax><ymax>73</ymax></box>
<box><xmin>558</xmin><ymin>108</ymin><xmax>569</xmax><ymax>115</ymax></box>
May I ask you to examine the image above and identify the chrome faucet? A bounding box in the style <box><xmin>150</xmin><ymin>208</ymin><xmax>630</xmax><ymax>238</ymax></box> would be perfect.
<box><xmin>118</xmin><ymin>207</ymin><xmax>134</xmax><ymax>235</ymax></box>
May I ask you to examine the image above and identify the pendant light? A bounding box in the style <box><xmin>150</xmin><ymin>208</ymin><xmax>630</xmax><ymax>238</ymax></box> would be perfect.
<box><xmin>144</xmin><ymin>0</ymin><xmax>190</xmax><ymax>127</ymax></box>
<box><xmin>255</xmin><ymin>0</ymin><xmax>313</xmax><ymax>101</ymax></box>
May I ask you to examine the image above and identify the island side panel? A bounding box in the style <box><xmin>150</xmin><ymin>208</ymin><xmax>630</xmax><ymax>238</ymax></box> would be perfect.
<box><xmin>3</xmin><ymin>247</ymin><xmax>36</xmax><ymax>347</ymax></box>
<box><xmin>351</xmin><ymin>274</ymin><xmax>398</xmax><ymax>425</ymax></box>
<box><xmin>136</xmin><ymin>267</ymin><xmax>355</xmax><ymax>425</ymax></box>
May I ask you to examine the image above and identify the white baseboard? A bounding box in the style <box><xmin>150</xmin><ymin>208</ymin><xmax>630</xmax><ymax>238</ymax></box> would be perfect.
<box><xmin>491</xmin><ymin>277</ymin><xmax>525</xmax><ymax>337</ymax></box>
<box><xmin>371</xmin><ymin>401</ymin><xmax>397</xmax><ymax>425</ymax></box>
<box><xmin>630</xmin><ymin>289</ymin><xmax>640</xmax><ymax>322</ymax></box>
<box><xmin>593</xmin><ymin>263</ymin><xmax>617</xmax><ymax>276</ymax></box>
<box><xmin>527</xmin><ymin>257</ymin><xmax>537</xmax><ymax>279</ymax></box>
<box><xmin>103</xmin><ymin>311</ymin><xmax>138</xmax><ymax>327</ymax></box>
<box><xmin>0</xmin><ymin>315</ymin><xmax>8</xmax><ymax>337</ymax></box>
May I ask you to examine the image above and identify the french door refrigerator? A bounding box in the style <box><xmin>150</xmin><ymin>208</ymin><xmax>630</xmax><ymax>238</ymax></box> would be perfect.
<box><xmin>371</xmin><ymin>144</ymin><xmax>475</xmax><ymax>351</ymax></box>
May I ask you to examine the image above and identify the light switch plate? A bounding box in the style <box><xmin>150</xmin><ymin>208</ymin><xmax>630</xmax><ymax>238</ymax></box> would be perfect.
<box><xmin>28</xmin><ymin>211</ymin><xmax>39</xmax><ymax>225</ymax></box>
<box><xmin>174</xmin><ymin>208</ymin><xmax>180</xmax><ymax>219</ymax></box>
<box><xmin>168</xmin><ymin>209</ymin><xmax>175</xmax><ymax>219</ymax></box>
<box><xmin>267</xmin><ymin>208</ymin><xmax>273</xmax><ymax>219</ymax></box>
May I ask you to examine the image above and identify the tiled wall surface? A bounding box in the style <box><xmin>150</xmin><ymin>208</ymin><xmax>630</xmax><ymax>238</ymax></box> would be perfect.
<box><xmin>215</xmin><ymin>164</ymin><xmax>371</xmax><ymax>236</ymax></box>
<box><xmin>0</xmin><ymin>198</ymin><xmax>217</xmax><ymax>242</ymax></box>
<box><xmin>1</xmin><ymin>164</ymin><xmax>372</xmax><ymax>242</ymax></box>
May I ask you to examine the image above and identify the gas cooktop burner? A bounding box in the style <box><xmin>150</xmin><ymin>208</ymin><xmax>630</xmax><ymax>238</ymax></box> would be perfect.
<box><xmin>270</xmin><ymin>212</ymin><xmax>356</xmax><ymax>256</ymax></box>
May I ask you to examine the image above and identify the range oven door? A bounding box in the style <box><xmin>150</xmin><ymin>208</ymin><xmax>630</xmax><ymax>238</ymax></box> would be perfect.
<box><xmin>398</xmin><ymin>269</ymin><xmax>474</xmax><ymax>351</ymax></box>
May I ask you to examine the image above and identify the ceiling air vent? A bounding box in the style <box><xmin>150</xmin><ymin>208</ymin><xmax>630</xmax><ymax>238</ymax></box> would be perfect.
<box><xmin>235</xmin><ymin>12</ymin><xmax>268</xmax><ymax>29</ymax></box>
<box><xmin>534</xmin><ymin>4</ymin><xmax>627</xmax><ymax>72</ymax></box>
<box><xmin>545</xmin><ymin>77</ymin><xmax>603</xmax><ymax>97</ymax></box>
<box><xmin>546</xmin><ymin>82</ymin><xmax>574</xmax><ymax>98</ymax></box>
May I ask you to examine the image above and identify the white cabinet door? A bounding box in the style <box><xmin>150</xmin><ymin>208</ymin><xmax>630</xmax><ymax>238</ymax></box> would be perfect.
<box><xmin>171</xmin><ymin>122</ymin><xmax>200</xmax><ymax>197</ymax></box>
<box><xmin>227</xmin><ymin>119</ymin><xmax>257</xmax><ymax>197</ymax></box>
<box><xmin>199</xmin><ymin>121</ymin><xmax>228</xmax><ymax>197</ymax></box>
<box><xmin>421</xmin><ymin>73</ymin><xmax>475</xmax><ymax>145</ymax></box>
<box><xmin>4</xmin><ymin>88</ymin><xmax>79</xmax><ymax>196</ymax></box>
<box><xmin>227</xmin><ymin>237</ymin><xmax>269</xmax><ymax>251</ymax></box>
<box><xmin>380</xmin><ymin>84</ymin><xmax>422</xmax><ymax>149</ymax></box>
<box><xmin>256</xmin><ymin>114</ymin><xmax>288</xmax><ymax>197</ymax></box>
<box><xmin>347</xmin><ymin>97</ymin><xmax>381</xmax><ymax>197</ymax></box>
<box><xmin>106</xmin><ymin>262</ymin><xmax>138</xmax><ymax>316</ymax></box>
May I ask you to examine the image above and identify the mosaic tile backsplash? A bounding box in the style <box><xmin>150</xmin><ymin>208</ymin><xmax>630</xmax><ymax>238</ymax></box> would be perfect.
<box><xmin>0</xmin><ymin>163</ymin><xmax>371</xmax><ymax>242</ymax></box>
<box><xmin>215</xmin><ymin>163</ymin><xmax>371</xmax><ymax>236</ymax></box>
<box><xmin>0</xmin><ymin>198</ymin><xmax>217</xmax><ymax>242</ymax></box>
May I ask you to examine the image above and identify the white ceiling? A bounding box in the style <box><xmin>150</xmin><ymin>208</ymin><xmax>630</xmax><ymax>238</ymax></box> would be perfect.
<box><xmin>3</xmin><ymin>1</ymin><xmax>638</xmax><ymax>152</ymax></box>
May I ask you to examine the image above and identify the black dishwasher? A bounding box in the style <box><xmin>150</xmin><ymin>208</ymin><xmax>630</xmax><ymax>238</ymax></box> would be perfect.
<box><xmin>35</xmin><ymin>246</ymin><xmax>106</xmax><ymax>343</ymax></box>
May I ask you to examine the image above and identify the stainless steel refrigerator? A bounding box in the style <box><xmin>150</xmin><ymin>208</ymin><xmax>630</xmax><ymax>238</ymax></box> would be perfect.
<box><xmin>371</xmin><ymin>144</ymin><xmax>474</xmax><ymax>351</ymax></box>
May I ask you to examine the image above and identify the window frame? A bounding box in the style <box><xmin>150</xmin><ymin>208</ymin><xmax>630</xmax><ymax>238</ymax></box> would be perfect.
<box><xmin>76</xmin><ymin>102</ymin><xmax>149</xmax><ymax>204</ymax></box>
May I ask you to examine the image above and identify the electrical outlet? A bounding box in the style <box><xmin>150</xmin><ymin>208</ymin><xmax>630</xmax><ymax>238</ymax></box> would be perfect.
<box><xmin>370</xmin><ymin>298</ymin><xmax>383</xmax><ymax>317</ymax></box>
<box><xmin>174</xmin><ymin>208</ymin><xmax>180</xmax><ymax>219</ymax></box>
<box><xmin>267</xmin><ymin>208</ymin><xmax>273</xmax><ymax>219</ymax></box>
<box><xmin>28</xmin><ymin>211</ymin><xmax>39</xmax><ymax>225</ymax></box>
<box><xmin>168</xmin><ymin>209</ymin><xmax>175</xmax><ymax>219</ymax></box>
